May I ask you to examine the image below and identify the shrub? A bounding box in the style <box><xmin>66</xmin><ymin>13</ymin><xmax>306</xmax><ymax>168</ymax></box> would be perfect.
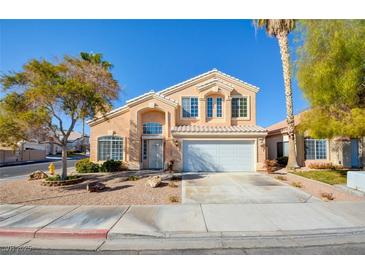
<box><xmin>291</xmin><ymin>182</ymin><xmax>303</xmax><ymax>188</ymax></box>
<box><xmin>67</xmin><ymin>150</ymin><xmax>80</xmax><ymax>156</ymax></box>
<box><xmin>75</xmin><ymin>158</ymin><xmax>100</xmax><ymax>173</ymax></box>
<box><xmin>308</xmin><ymin>162</ymin><xmax>334</xmax><ymax>170</ymax></box>
<box><xmin>45</xmin><ymin>174</ymin><xmax>80</xmax><ymax>182</ymax></box>
<box><xmin>265</xmin><ymin>159</ymin><xmax>278</xmax><ymax>173</ymax></box>
<box><xmin>275</xmin><ymin>175</ymin><xmax>287</xmax><ymax>181</ymax></box>
<box><xmin>167</xmin><ymin>160</ymin><xmax>175</xmax><ymax>173</ymax></box>
<box><xmin>169</xmin><ymin>195</ymin><xmax>179</xmax><ymax>203</ymax></box>
<box><xmin>170</xmin><ymin>174</ymin><xmax>182</xmax><ymax>181</ymax></box>
<box><xmin>45</xmin><ymin>174</ymin><xmax>61</xmax><ymax>181</ymax></box>
<box><xmin>168</xmin><ymin>181</ymin><xmax>178</xmax><ymax>188</ymax></box>
<box><xmin>127</xmin><ymin>175</ymin><xmax>140</xmax><ymax>181</ymax></box>
<box><xmin>321</xmin><ymin>192</ymin><xmax>335</xmax><ymax>201</ymax></box>
<box><xmin>100</xmin><ymin>159</ymin><xmax>127</xmax><ymax>172</ymax></box>
<box><xmin>277</xmin><ymin>156</ymin><xmax>288</xmax><ymax>166</ymax></box>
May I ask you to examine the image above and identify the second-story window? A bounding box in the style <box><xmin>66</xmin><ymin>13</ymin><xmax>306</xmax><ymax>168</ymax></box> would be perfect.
<box><xmin>143</xmin><ymin>122</ymin><xmax>162</xmax><ymax>134</ymax></box>
<box><xmin>182</xmin><ymin>97</ymin><xmax>199</xmax><ymax>118</ymax></box>
<box><xmin>216</xmin><ymin>97</ymin><xmax>223</xmax><ymax>118</ymax></box>
<box><xmin>207</xmin><ymin>97</ymin><xmax>213</xmax><ymax>118</ymax></box>
<box><xmin>232</xmin><ymin>97</ymin><xmax>248</xmax><ymax>118</ymax></box>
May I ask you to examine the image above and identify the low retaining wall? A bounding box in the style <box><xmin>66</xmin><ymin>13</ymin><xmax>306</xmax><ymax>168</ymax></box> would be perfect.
<box><xmin>347</xmin><ymin>171</ymin><xmax>365</xmax><ymax>192</ymax></box>
<box><xmin>0</xmin><ymin>149</ymin><xmax>46</xmax><ymax>165</ymax></box>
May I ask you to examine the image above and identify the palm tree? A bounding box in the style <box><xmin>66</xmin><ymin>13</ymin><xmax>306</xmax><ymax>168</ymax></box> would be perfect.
<box><xmin>255</xmin><ymin>19</ymin><xmax>299</xmax><ymax>169</ymax></box>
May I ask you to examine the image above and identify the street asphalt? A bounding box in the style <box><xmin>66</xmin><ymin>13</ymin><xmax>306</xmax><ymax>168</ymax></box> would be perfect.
<box><xmin>0</xmin><ymin>159</ymin><xmax>78</xmax><ymax>182</ymax></box>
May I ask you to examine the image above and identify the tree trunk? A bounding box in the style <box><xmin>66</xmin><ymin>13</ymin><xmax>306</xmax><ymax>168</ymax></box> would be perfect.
<box><xmin>277</xmin><ymin>32</ymin><xmax>299</xmax><ymax>169</ymax></box>
<box><xmin>81</xmin><ymin>117</ymin><xmax>85</xmax><ymax>153</ymax></box>
<box><xmin>61</xmin><ymin>145</ymin><xmax>68</xmax><ymax>180</ymax></box>
<box><xmin>361</xmin><ymin>137</ymin><xmax>365</xmax><ymax>170</ymax></box>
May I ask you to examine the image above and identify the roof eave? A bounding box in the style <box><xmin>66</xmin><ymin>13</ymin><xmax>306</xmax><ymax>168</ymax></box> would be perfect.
<box><xmin>171</xmin><ymin>132</ymin><xmax>268</xmax><ymax>137</ymax></box>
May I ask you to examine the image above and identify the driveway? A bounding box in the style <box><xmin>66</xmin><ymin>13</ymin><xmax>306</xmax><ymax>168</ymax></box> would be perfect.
<box><xmin>182</xmin><ymin>172</ymin><xmax>318</xmax><ymax>204</ymax></box>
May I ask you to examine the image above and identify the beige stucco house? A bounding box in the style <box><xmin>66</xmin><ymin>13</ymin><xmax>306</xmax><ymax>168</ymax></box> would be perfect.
<box><xmin>266</xmin><ymin>114</ymin><xmax>365</xmax><ymax>169</ymax></box>
<box><xmin>88</xmin><ymin>69</ymin><xmax>267</xmax><ymax>172</ymax></box>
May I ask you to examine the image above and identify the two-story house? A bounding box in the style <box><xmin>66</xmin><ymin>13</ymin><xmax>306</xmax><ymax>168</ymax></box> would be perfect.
<box><xmin>88</xmin><ymin>69</ymin><xmax>267</xmax><ymax>172</ymax></box>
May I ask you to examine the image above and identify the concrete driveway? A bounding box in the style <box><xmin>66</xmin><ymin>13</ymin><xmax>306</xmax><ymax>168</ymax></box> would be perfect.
<box><xmin>182</xmin><ymin>172</ymin><xmax>318</xmax><ymax>204</ymax></box>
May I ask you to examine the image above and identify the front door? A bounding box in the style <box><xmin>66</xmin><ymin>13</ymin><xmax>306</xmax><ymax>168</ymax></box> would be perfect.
<box><xmin>351</xmin><ymin>139</ymin><xmax>360</xmax><ymax>168</ymax></box>
<box><xmin>148</xmin><ymin>139</ymin><xmax>163</xmax><ymax>169</ymax></box>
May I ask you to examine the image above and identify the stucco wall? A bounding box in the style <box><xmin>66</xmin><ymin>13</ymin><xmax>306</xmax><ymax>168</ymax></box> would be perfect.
<box><xmin>266</xmin><ymin>131</ymin><xmax>365</xmax><ymax>168</ymax></box>
<box><xmin>165</xmin><ymin>73</ymin><xmax>257</xmax><ymax>126</ymax></box>
<box><xmin>256</xmin><ymin>137</ymin><xmax>266</xmax><ymax>170</ymax></box>
<box><xmin>89</xmin><ymin>72</ymin><xmax>263</xmax><ymax>171</ymax></box>
<box><xmin>89</xmin><ymin>111</ymin><xmax>131</xmax><ymax>162</ymax></box>
<box><xmin>266</xmin><ymin>134</ymin><xmax>285</xmax><ymax>160</ymax></box>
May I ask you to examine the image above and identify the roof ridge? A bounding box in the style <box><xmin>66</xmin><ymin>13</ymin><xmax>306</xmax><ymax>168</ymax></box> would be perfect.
<box><xmin>158</xmin><ymin>69</ymin><xmax>259</xmax><ymax>95</ymax></box>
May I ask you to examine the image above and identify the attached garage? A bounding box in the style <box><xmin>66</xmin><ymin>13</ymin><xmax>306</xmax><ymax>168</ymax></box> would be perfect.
<box><xmin>183</xmin><ymin>140</ymin><xmax>255</xmax><ymax>172</ymax></box>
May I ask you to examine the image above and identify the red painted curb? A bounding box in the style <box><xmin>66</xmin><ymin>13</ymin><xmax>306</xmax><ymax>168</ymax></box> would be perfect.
<box><xmin>0</xmin><ymin>227</ymin><xmax>37</xmax><ymax>238</ymax></box>
<box><xmin>35</xmin><ymin>228</ymin><xmax>109</xmax><ymax>239</ymax></box>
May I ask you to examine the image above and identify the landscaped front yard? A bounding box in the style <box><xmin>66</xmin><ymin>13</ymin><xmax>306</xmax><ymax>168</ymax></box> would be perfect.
<box><xmin>292</xmin><ymin>170</ymin><xmax>347</xmax><ymax>185</ymax></box>
<box><xmin>0</xmin><ymin>172</ymin><xmax>181</xmax><ymax>205</ymax></box>
<box><xmin>270</xmin><ymin>169</ymin><xmax>364</xmax><ymax>202</ymax></box>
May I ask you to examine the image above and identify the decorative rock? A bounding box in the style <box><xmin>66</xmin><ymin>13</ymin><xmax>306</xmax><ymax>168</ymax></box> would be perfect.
<box><xmin>29</xmin><ymin>170</ymin><xmax>48</xmax><ymax>180</ymax></box>
<box><xmin>146</xmin><ymin>176</ymin><xmax>162</xmax><ymax>188</ymax></box>
<box><xmin>86</xmin><ymin>182</ymin><xmax>106</xmax><ymax>192</ymax></box>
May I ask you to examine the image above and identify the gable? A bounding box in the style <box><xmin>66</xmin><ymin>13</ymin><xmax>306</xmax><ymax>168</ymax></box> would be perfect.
<box><xmin>88</xmin><ymin>69</ymin><xmax>259</xmax><ymax>126</ymax></box>
<box><xmin>158</xmin><ymin>69</ymin><xmax>259</xmax><ymax>97</ymax></box>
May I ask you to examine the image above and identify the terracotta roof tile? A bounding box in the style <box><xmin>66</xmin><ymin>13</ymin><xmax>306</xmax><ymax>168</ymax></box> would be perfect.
<box><xmin>171</xmin><ymin>125</ymin><xmax>267</xmax><ymax>134</ymax></box>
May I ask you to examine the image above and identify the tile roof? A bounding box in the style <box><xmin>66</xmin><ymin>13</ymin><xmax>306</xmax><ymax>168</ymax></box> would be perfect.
<box><xmin>266</xmin><ymin>113</ymin><xmax>303</xmax><ymax>133</ymax></box>
<box><xmin>171</xmin><ymin>125</ymin><xmax>267</xmax><ymax>134</ymax></box>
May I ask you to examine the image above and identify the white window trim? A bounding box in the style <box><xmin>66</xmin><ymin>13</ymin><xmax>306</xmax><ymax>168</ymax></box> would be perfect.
<box><xmin>216</xmin><ymin>97</ymin><xmax>224</xmax><ymax>119</ymax></box>
<box><xmin>181</xmin><ymin>96</ymin><xmax>200</xmax><ymax>120</ymax></box>
<box><xmin>96</xmin><ymin>135</ymin><xmax>125</xmax><ymax>162</ymax></box>
<box><xmin>304</xmin><ymin>138</ymin><xmax>329</xmax><ymax>160</ymax></box>
<box><xmin>142</xmin><ymin>122</ymin><xmax>163</xmax><ymax>135</ymax></box>
<box><xmin>231</xmin><ymin>95</ymin><xmax>250</xmax><ymax>120</ymax></box>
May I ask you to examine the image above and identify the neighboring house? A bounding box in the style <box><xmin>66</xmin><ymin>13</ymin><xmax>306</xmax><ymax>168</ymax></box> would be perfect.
<box><xmin>266</xmin><ymin>114</ymin><xmax>365</xmax><ymax>169</ymax></box>
<box><xmin>47</xmin><ymin>132</ymin><xmax>90</xmax><ymax>155</ymax></box>
<box><xmin>0</xmin><ymin>144</ymin><xmax>46</xmax><ymax>165</ymax></box>
<box><xmin>88</xmin><ymin>69</ymin><xmax>267</xmax><ymax>172</ymax></box>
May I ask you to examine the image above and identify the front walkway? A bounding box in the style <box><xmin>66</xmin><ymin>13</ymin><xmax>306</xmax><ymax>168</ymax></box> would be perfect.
<box><xmin>182</xmin><ymin>172</ymin><xmax>318</xmax><ymax>204</ymax></box>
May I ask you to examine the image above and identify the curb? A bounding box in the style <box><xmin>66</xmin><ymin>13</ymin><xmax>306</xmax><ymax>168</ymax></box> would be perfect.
<box><xmin>0</xmin><ymin>227</ymin><xmax>109</xmax><ymax>239</ymax></box>
<box><xmin>35</xmin><ymin>228</ymin><xmax>109</xmax><ymax>239</ymax></box>
<box><xmin>2</xmin><ymin>226</ymin><xmax>365</xmax><ymax>242</ymax></box>
<box><xmin>0</xmin><ymin>227</ymin><xmax>37</xmax><ymax>238</ymax></box>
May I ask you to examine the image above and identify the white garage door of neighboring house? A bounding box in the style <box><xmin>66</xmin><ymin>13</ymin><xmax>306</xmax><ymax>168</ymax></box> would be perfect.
<box><xmin>183</xmin><ymin>140</ymin><xmax>255</xmax><ymax>172</ymax></box>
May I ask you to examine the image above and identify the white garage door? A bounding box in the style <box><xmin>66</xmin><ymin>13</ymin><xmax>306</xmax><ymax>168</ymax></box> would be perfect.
<box><xmin>183</xmin><ymin>140</ymin><xmax>255</xmax><ymax>172</ymax></box>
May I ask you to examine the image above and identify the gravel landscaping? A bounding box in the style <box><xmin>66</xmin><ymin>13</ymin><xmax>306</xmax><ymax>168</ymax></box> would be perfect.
<box><xmin>0</xmin><ymin>172</ymin><xmax>181</xmax><ymax>205</ymax></box>
<box><xmin>270</xmin><ymin>170</ymin><xmax>364</xmax><ymax>202</ymax></box>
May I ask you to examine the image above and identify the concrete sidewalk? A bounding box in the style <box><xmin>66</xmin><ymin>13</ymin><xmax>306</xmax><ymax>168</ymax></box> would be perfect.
<box><xmin>1</xmin><ymin>202</ymin><xmax>365</xmax><ymax>241</ymax></box>
<box><xmin>2</xmin><ymin>202</ymin><xmax>365</xmax><ymax>253</ymax></box>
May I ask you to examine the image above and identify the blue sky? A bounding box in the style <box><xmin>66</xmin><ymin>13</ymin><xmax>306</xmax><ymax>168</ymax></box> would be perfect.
<box><xmin>0</xmin><ymin>20</ymin><xmax>308</xmax><ymax>134</ymax></box>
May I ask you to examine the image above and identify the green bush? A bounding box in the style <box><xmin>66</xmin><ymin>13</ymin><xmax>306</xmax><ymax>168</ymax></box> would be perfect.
<box><xmin>277</xmin><ymin>156</ymin><xmax>288</xmax><ymax>166</ymax></box>
<box><xmin>100</xmin><ymin>159</ymin><xmax>124</xmax><ymax>172</ymax></box>
<box><xmin>45</xmin><ymin>174</ymin><xmax>80</xmax><ymax>182</ymax></box>
<box><xmin>75</xmin><ymin>158</ymin><xmax>100</xmax><ymax>173</ymax></box>
<box><xmin>127</xmin><ymin>175</ymin><xmax>140</xmax><ymax>181</ymax></box>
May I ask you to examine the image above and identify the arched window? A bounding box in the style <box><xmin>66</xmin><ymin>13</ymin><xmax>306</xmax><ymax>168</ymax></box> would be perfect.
<box><xmin>97</xmin><ymin>136</ymin><xmax>123</xmax><ymax>161</ymax></box>
<box><xmin>143</xmin><ymin>122</ymin><xmax>162</xmax><ymax>135</ymax></box>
